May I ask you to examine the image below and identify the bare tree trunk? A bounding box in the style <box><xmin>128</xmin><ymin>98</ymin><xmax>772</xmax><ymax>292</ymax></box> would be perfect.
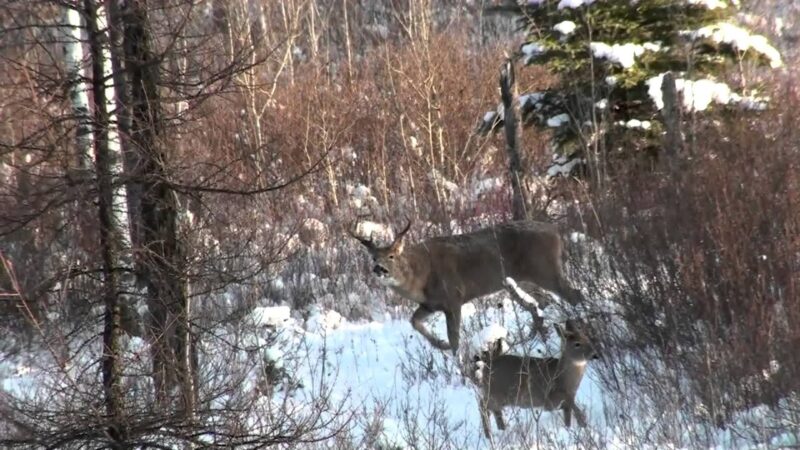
<box><xmin>119</xmin><ymin>0</ymin><xmax>193</xmax><ymax>414</ymax></box>
<box><xmin>108</xmin><ymin>0</ymin><xmax>143</xmax><ymax>278</ymax></box>
<box><xmin>661</xmin><ymin>72</ymin><xmax>684</xmax><ymax>161</ymax></box>
<box><xmin>59</xmin><ymin>4</ymin><xmax>93</xmax><ymax>170</ymax></box>
<box><xmin>86</xmin><ymin>0</ymin><xmax>126</xmax><ymax>445</ymax></box>
<box><xmin>500</xmin><ymin>59</ymin><xmax>526</xmax><ymax>220</ymax></box>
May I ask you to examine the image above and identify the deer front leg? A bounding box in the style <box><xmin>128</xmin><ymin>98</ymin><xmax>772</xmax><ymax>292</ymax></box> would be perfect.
<box><xmin>571</xmin><ymin>402</ymin><xmax>588</xmax><ymax>427</ymax></box>
<box><xmin>479</xmin><ymin>401</ymin><xmax>492</xmax><ymax>438</ymax></box>
<box><xmin>411</xmin><ymin>305</ymin><xmax>450</xmax><ymax>350</ymax></box>
<box><xmin>444</xmin><ymin>308</ymin><xmax>461</xmax><ymax>354</ymax></box>
<box><xmin>562</xmin><ymin>398</ymin><xmax>587</xmax><ymax>428</ymax></box>
<box><xmin>562</xmin><ymin>404</ymin><xmax>572</xmax><ymax>428</ymax></box>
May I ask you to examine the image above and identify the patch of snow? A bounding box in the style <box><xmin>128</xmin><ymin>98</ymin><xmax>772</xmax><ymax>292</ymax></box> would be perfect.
<box><xmin>687</xmin><ymin>0</ymin><xmax>727</xmax><ymax>9</ymax></box>
<box><xmin>519</xmin><ymin>92</ymin><xmax>545</xmax><ymax>109</ymax></box>
<box><xmin>521</xmin><ymin>42</ymin><xmax>545</xmax><ymax>63</ymax></box>
<box><xmin>738</xmin><ymin>95</ymin><xmax>769</xmax><ymax>111</ymax></box>
<box><xmin>683</xmin><ymin>22</ymin><xmax>783</xmax><ymax>68</ymax></box>
<box><xmin>774</xmin><ymin>17</ymin><xmax>784</xmax><ymax>37</ymax></box>
<box><xmin>679</xmin><ymin>79</ymin><xmax>731</xmax><ymax>111</ymax></box>
<box><xmin>595</xmin><ymin>98</ymin><xmax>608</xmax><ymax>110</ymax></box>
<box><xmin>547</xmin><ymin>156</ymin><xmax>583</xmax><ymax>178</ymax></box>
<box><xmin>643</xmin><ymin>42</ymin><xmax>663</xmax><ymax>52</ymax></box>
<box><xmin>429</xmin><ymin>169</ymin><xmax>459</xmax><ymax>193</ymax></box>
<box><xmin>470</xmin><ymin>177</ymin><xmax>503</xmax><ymax>199</ymax></box>
<box><xmin>557</xmin><ymin>0</ymin><xmax>596</xmax><ymax>9</ymax></box>
<box><xmin>378</xmin><ymin>417</ymin><xmax>410</xmax><ymax>449</ymax></box>
<box><xmin>617</xmin><ymin>119</ymin><xmax>652</xmax><ymax>130</ymax></box>
<box><xmin>250</xmin><ymin>305</ymin><xmax>291</xmax><ymax>327</ymax></box>
<box><xmin>504</xmin><ymin>277</ymin><xmax>542</xmax><ymax>317</ymax></box>
<box><xmin>347</xmin><ymin>183</ymin><xmax>380</xmax><ymax>213</ymax></box>
<box><xmin>553</xmin><ymin>20</ymin><xmax>577</xmax><ymax>36</ymax></box>
<box><xmin>570</xmin><ymin>231</ymin><xmax>588</xmax><ymax>243</ymax></box>
<box><xmin>605</xmin><ymin>75</ymin><xmax>618</xmax><ymax>86</ymax></box>
<box><xmin>461</xmin><ymin>302</ymin><xmax>477</xmax><ymax>319</ymax></box>
<box><xmin>469</xmin><ymin>324</ymin><xmax>509</xmax><ymax>357</ymax></box>
<box><xmin>306</xmin><ymin>307</ymin><xmax>344</xmax><ymax>333</ymax></box>
<box><xmin>646</xmin><ymin>74</ymin><xmax>764</xmax><ymax>112</ymax></box>
<box><xmin>355</xmin><ymin>221</ymin><xmax>392</xmax><ymax>243</ymax></box>
<box><xmin>590</xmin><ymin>42</ymin><xmax>652</xmax><ymax>69</ymax></box>
<box><xmin>547</xmin><ymin>113</ymin><xmax>570</xmax><ymax>127</ymax></box>
<box><xmin>264</xmin><ymin>346</ymin><xmax>284</xmax><ymax>369</ymax></box>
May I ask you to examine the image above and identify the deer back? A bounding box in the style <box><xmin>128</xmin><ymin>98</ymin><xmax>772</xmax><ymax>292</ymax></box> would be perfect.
<box><xmin>404</xmin><ymin>221</ymin><xmax>563</xmax><ymax>305</ymax></box>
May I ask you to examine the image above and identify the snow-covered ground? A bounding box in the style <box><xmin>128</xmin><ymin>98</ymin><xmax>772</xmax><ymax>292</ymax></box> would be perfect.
<box><xmin>260</xmin><ymin>297</ymin><xmax>610</xmax><ymax>449</ymax></box>
<box><xmin>1</xmin><ymin>229</ymin><xmax>797</xmax><ymax>449</ymax></box>
<box><xmin>1</xmin><ymin>291</ymin><xmax>797</xmax><ymax>449</ymax></box>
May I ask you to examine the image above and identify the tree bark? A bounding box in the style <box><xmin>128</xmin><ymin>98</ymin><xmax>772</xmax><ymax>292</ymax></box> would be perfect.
<box><xmin>119</xmin><ymin>0</ymin><xmax>194</xmax><ymax>414</ymax></box>
<box><xmin>661</xmin><ymin>71</ymin><xmax>684</xmax><ymax>161</ymax></box>
<box><xmin>500</xmin><ymin>59</ymin><xmax>526</xmax><ymax>220</ymax></box>
<box><xmin>86</xmin><ymin>0</ymin><xmax>126</xmax><ymax>445</ymax></box>
<box><xmin>108</xmin><ymin>0</ymin><xmax>144</xmax><ymax>296</ymax></box>
<box><xmin>59</xmin><ymin>4</ymin><xmax>94</xmax><ymax>170</ymax></box>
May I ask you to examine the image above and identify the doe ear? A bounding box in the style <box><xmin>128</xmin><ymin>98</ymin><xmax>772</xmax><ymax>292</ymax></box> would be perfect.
<box><xmin>557</xmin><ymin>321</ymin><xmax>577</xmax><ymax>339</ymax></box>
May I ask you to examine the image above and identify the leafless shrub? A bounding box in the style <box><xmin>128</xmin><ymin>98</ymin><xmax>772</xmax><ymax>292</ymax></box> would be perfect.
<box><xmin>569</xmin><ymin>78</ymin><xmax>800</xmax><ymax>444</ymax></box>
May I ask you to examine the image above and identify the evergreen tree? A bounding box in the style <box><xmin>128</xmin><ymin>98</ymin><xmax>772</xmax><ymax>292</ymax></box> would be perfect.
<box><xmin>479</xmin><ymin>0</ymin><xmax>783</xmax><ymax>179</ymax></box>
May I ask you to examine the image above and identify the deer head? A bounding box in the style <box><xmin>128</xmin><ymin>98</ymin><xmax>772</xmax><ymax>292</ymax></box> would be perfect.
<box><xmin>349</xmin><ymin>219</ymin><xmax>414</xmax><ymax>287</ymax></box>
<box><xmin>557</xmin><ymin>319</ymin><xmax>600</xmax><ymax>363</ymax></box>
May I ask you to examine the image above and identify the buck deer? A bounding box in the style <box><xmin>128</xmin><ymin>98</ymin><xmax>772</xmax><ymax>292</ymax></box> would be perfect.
<box><xmin>471</xmin><ymin>320</ymin><xmax>599</xmax><ymax>438</ymax></box>
<box><xmin>349</xmin><ymin>220</ymin><xmax>584</xmax><ymax>353</ymax></box>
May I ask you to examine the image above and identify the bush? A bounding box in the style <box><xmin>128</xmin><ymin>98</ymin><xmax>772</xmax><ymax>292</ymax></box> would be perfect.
<box><xmin>574</xmin><ymin>79</ymin><xmax>800</xmax><ymax>437</ymax></box>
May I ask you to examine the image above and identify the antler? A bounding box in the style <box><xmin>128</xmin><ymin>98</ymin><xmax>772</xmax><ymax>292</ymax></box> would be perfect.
<box><xmin>347</xmin><ymin>221</ymin><xmax>376</xmax><ymax>251</ymax></box>
<box><xmin>393</xmin><ymin>217</ymin><xmax>412</xmax><ymax>244</ymax></box>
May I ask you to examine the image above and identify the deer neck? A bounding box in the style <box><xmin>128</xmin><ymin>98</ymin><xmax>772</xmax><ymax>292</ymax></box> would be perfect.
<box><xmin>557</xmin><ymin>358</ymin><xmax>588</xmax><ymax>395</ymax></box>
<box><xmin>388</xmin><ymin>247</ymin><xmax>431</xmax><ymax>304</ymax></box>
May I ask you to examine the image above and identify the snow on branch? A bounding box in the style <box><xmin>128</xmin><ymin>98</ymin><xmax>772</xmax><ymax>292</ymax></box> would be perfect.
<box><xmin>682</xmin><ymin>22</ymin><xmax>783</xmax><ymax>68</ymax></box>
<box><xmin>590</xmin><ymin>42</ymin><xmax>661</xmax><ymax>69</ymax></box>
<box><xmin>647</xmin><ymin>74</ymin><xmax>769</xmax><ymax>112</ymax></box>
<box><xmin>557</xmin><ymin>0</ymin><xmax>596</xmax><ymax>9</ymax></box>
<box><xmin>686</xmin><ymin>0</ymin><xmax>728</xmax><ymax>10</ymax></box>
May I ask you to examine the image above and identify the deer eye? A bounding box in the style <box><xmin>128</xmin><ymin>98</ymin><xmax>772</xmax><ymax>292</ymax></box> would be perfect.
<box><xmin>573</xmin><ymin>342</ymin><xmax>582</xmax><ymax>348</ymax></box>
<box><xmin>388</xmin><ymin>254</ymin><xmax>395</xmax><ymax>260</ymax></box>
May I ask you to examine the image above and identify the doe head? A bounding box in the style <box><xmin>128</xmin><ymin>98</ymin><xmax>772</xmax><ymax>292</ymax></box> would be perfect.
<box><xmin>558</xmin><ymin>319</ymin><xmax>600</xmax><ymax>363</ymax></box>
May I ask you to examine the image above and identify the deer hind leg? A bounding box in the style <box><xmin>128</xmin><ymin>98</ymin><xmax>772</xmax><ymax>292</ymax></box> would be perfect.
<box><xmin>558</xmin><ymin>275</ymin><xmax>585</xmax><ymax>305</ymax></box>
<box><xmin>539</xmin><ymin>273</ymin><xmax>584</xmax><ymax>306</ymax></box>
<box><xmin>444</xmin><ymin>308</ymin><xmax>462</xmax><ymax>354</ymax></box>
<box><xmin>411</xmin><ymin>305</ymin><xmax>451</xmax><ymax>350</ymax></box>
<box><xmin>492</xmin><ymin>409</ymin><xmax>506</xmax><ymax>430</ymax></box>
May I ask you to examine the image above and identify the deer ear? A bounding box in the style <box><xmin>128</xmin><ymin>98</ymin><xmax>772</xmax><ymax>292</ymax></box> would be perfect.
<box><xmin>390</xmin><ymin>218</ymin><xmax>411</xmax><ymax>254</ymax></box>
<box><xmin>493</xmin><ymin>338</ymin><xmax>505</xmax><ymax>357</ymax></box>
<box><xmin>557</xmin><ymin>322</ymin><xmax>575</xmax><ymax>339</ymax></box>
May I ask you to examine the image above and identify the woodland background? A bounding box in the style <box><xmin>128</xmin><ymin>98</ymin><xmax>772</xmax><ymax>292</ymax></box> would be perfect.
<box><xmin>1</xmin><ymin>0</ymin><xmax>799</xmax><ymax>448</ymax></box>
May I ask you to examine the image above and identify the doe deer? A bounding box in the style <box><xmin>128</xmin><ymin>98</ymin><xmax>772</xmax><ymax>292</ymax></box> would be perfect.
<box><xmin>471</xmin><ymin>319</ymin><xmax>599</xmax><ymax>438</ymax></box>
<box><xmin>350</xmin><ymin>220</ymin><xmax>584</xmax><ymax>353</ymax></box>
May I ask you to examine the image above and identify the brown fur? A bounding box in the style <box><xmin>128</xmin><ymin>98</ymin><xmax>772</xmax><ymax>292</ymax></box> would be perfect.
<box><xmin>351</xmin><ymin>220</ymin><xmax>584</xmax><ymax>352</ymax></box>
<box><xmin>472</xmin><ymin>320</ymin><xmax>599</xmax><ymax>438</ymax></box>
